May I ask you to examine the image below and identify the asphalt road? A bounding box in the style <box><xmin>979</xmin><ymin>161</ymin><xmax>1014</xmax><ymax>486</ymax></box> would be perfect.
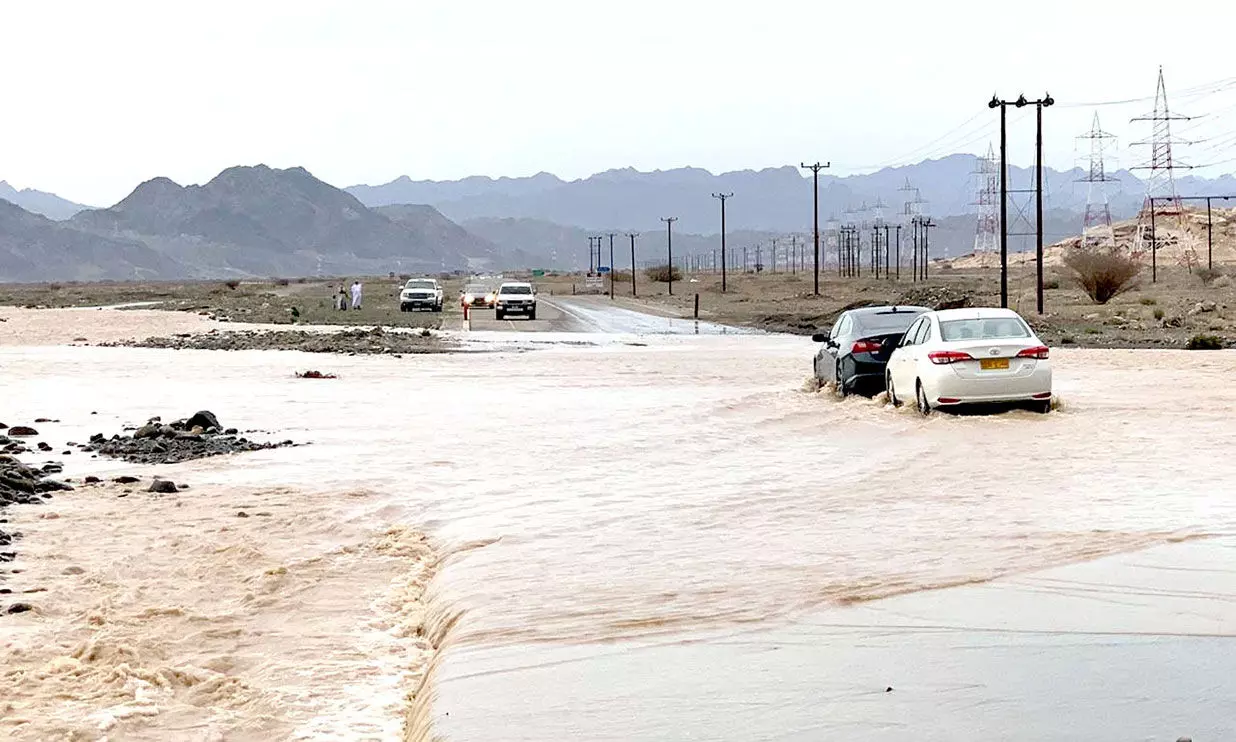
<box><xmin>464</xmin><ymin>296</ymin><xmax>759</xmax><ymax>335</ymax></box>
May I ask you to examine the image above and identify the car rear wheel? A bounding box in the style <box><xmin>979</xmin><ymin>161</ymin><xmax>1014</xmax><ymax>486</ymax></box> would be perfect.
<box><xmin>529</xmin><ymin>308</ymin><xmax>537</xmax><ymax>320</ymax></box>
<box><xmin>915</xmin><ymin>380</ymin><xmax>932</xmax><ymax>417</ymax></box>
<box><xmin>887</xmin><ymin>373</ymin><xmax>900</xmax><ymax>407</ymax></box>
<box><xmin>834</xmin><ymin>362</ymin><xmax>847</xmax><ymax>399</ymax></box>
<box><xmin>496</xmin><ymin>309</ymin><xmax>505</xmax><ymax>320</ymax></box>
<box><xmin>1033</xmin><ymin>398</ymin><xmax>1052</xmax><ymax>414</ymax></box>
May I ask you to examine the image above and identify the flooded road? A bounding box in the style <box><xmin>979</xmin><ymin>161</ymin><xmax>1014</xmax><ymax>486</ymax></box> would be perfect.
<box><xmin>2</xmin><ymin>307</ymin><xmax>1235</xmax><ymax>740</ymax></box>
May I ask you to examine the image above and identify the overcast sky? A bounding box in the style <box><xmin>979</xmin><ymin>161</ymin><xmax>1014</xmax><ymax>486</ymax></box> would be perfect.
<box><xmin>3</xmin><ymin>0</ymin><xmax>1234</xmax><ymax>206</ymax></box>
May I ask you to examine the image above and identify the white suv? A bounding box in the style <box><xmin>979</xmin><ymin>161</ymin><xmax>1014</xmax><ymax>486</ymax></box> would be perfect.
<box><xmin>495</xmin><ymin>282</ymin><xmax>537</xmax><ymax>320</ymax></box>
<box><xmin>399</xmin><ymin>278</ymin><xmax>443</xmax><ymax>312</ymax></box>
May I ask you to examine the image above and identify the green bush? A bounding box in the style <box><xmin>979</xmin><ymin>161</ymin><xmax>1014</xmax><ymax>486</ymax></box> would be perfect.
<box><xmin>1140</xmin><ymin>297</ymin><xmax>1157</xmax><ymax>306</ymax></box>
<box><xmin>1064</xmin><ymin>247</ymin><xmax>1141</xmax><ymax>304</ymax></box>
<box><xmin>1153</xmin><ymin>307</ymin><xmax>1165</xmax><ymax>320</ymax></box>
<box><xmin>1043</xmin><ymin>279</ymin><xmax>1060</xmax><ymax>290</ymax></box>
<box><xmin>225</xmin><ymin>280</ymin><xmax>241</xmax><ymax>290</ymax></box>
<box><xmin>645</xmin><ymin>265</ymin><xmax>683</xmax><ymax>283</ymax></box>
<box><xmin>1186</xmin><ymin>333</ymin><xmax>1224</xmax><ymax>350</ymax></box>
<box><xmin>1196</xmin><ymin>267</ymin><xmax>1222</xmax><ymax>286</ymax></box>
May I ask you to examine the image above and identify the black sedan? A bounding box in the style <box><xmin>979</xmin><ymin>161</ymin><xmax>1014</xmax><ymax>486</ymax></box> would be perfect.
<box><xmin>812</xmin><ymin>305</ymin><xmax>929</xmax><ymax>397</ymax></box>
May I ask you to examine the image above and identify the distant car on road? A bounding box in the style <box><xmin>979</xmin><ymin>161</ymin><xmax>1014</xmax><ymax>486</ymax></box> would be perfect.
<box><xmin>495</xmin><ymin>282</ymin><xmax>537</xmax><ymax>320</ymax></box>
<box><xmin>399</xmin><ymin>278</ymin><xmax>443</xmax><ymax>312</ymax></box>
<box><xmin>813</xmin><ymin>305</ymin><xmax>929</xmax><ymax>397</ymax></box>
<box><xmin>885</xmin><ymin>307</ymin><xmax>1053</xmax><ymax>415</ymax></box>
<box><xmin>461</xmin><ymin>283</ymin><xmax>496</xmax><ymax>309</ymax></box>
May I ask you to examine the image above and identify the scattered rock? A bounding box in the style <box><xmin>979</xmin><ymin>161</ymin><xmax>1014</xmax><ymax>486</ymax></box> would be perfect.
<box><xmin>0</xmin><ymin>424</ymin><xmax>7</xmax><ymax>430</ymax></box>
<box><xmin>113</xmin><ymin>476</ymin><xmax>141</xmax><ymax>484</ymax></box>
<box><xmin>185</xmin><ymin>411</ymin><xmax>221</xmax><ymax>431</ymax></box>
<box><xmin>82</xmin><ymin>411</ymin><xmax>296</xmax><ymax>465</ymax></box>
<box><xmin>1188</xmin><ymin>301</ymin><xmax>1217</xmax><ymax>316</ymax></box>
<box><xmin>236</xmin><ymin>511</ymin><xmax>250</xmax><ymax>518</ymax></box>
<box><xmin>37</xmin><ymin>442</ymin><xmax>52</xmax><ymax>452</ymax></box>
<box><xmin>133</xmin><ymin>424</ymin><xmax>161</xmax><ymax>439</ymax></box>
<box><xmin>148</xmin><ymin>480</ymin><xmax>179</xmax><ymax>494</ymax></box>
<box><xmin>897</xmin><ymin>286</ymin><xmax>972</xmax><ymax>311</ymax></box>
<box><xmin>33</xmin><ymin>418</ymin><xmax>55</xmax><ymax>424</ymax></box>
<box><xmin>102</xmin><ymin>326</ymin><xmax>452</xmax><ymax>355</ymax></box>
<box><xmin>296</xmin><ymin>370</ymin><xmax>338</xmax><ymax>379</ymax></box>
<box><xmin>6</xmin><ymin>603</ymin><xmax>33</xmax><ymax>614</ymax></box>
<box><xmin>84</xmin><ymin>476</ymin><xmax>101</xmax><ymax>484</ymax></box>
<box><xmin>63</xmin><ymin>566</ymin><xmax>85</xmax><ymax>575</ymax></box>
<box><xmin>8</xmin><ymin>427</ymin><xmax>38</xmax><ymax>437</ymax></box>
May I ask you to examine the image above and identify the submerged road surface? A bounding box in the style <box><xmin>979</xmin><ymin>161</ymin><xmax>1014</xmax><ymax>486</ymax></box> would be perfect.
<box><xmin>466</xmin><ymin>295</ymin><xmax>758</xmax><ymax>335</ymax></box>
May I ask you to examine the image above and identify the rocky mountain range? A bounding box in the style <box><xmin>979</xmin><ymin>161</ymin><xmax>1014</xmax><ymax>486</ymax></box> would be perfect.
<box><xmin>0</xmin><ymin>181</ymin><xmax>89</xmax><ymax>221</ymax></box>
<box><xmin>1</xmin><ymin>166</ymin><xmax>500</xmax><ymax>282</ymax></box>
<box><xmin>348</xmin><ymin>158</ymin><xmax>1236</xmax><ymax>251</ymax></box>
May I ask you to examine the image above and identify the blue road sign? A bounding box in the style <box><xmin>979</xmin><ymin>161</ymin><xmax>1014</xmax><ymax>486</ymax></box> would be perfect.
<box><xmin>598</xmin><ymin>266</ymin><xmax>611</xmax><ymax>274</ymax></box>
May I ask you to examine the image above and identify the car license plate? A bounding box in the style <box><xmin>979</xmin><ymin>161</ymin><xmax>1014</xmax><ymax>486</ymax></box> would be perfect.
<box><xmin>980</xmin><ymin>358</ymin><xmax>1010</xmax><ymax>371</ymax></box>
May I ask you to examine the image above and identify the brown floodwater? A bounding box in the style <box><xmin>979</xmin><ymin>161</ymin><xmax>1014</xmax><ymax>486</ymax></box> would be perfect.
<box><xmin>2</xmin><ymin>308</ymin><xmax>1235</xmax><ymax>740</ymax></box>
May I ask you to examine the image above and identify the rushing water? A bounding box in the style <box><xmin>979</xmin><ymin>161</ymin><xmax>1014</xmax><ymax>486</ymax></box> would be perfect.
<box><xmin>2</xmin><ymin>308</ymin><xmax>1235</xmax><ymax>740</ymax></box>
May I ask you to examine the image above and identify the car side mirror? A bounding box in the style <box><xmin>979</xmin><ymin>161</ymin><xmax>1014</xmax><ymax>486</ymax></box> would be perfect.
<box><xmin>811</xmin><ymin>333</ymin><xmax>827</xmax><ymax>343</ymax></box>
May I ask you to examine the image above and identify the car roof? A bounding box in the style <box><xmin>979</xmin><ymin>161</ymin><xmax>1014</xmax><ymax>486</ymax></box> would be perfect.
<box><xmin>500</xmin><ymin>281</ymin><xmax>532</xmax><ymax>287</ymax></box>
<box><xmin>846</xmin><ymin>305</ymin><xmax>930</xmax><ymax>316</ymax></box>
<box><xmin>930</xmin><ymin>307</ymin><xmax>1025</xmax><ymax>321</ymax></box>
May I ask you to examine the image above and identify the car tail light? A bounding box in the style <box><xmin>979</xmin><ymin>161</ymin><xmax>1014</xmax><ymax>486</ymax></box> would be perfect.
<box><xmin>851</xmin><ymin>339</ymin><xmax>883</xmax><ymax>354</ymax></box>
<box><xmin>1017</xmin><ymin>345</ymin><xmax>1050</xmax><ymax>359</ymax></box>
<box><xmin>928</xmin><ymin>350</ymin><xmax>973</xmax><ymax>365</ymax></box>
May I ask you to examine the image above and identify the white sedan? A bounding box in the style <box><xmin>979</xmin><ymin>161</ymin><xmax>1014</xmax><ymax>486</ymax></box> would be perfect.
<box><xmin>885</xmin><ymin>307</ymin><xmax>1053</xmax><ymax>415</ymax></box>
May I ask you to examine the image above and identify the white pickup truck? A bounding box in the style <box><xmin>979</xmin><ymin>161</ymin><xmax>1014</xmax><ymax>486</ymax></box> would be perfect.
<box><xmin>399</xmin><ymin>278</ymin><xmax>444</xmax><ymax>312</ymax></box>
<box><xmin>494</xmin><ymin>281</ymin><xmax>537</xmax><ymax>320</ymax></box>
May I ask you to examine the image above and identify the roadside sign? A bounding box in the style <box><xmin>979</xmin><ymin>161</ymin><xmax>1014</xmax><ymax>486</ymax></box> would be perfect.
<box><xmin>584</xmin><ymin>275</ymin><xmax>603</xmax><ymax>288</ymax></box>
<box><xmin>531</xmin><ymin>269</ymin><xmax>545</xmax><ymax>277</ymax></box>
<box><xmin>598</xmin><ymin>266</ymin><xmax>611</xmax><ymax>274</ymax></box>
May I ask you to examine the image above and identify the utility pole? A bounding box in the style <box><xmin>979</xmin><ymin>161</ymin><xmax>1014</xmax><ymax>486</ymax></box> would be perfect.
<box><xmin>608</xmin><ymin>233</ymin><xmax>617</xmax><ymax>300</ymax></box>
<box><xmin>587</xmin><ymin>236</ymin><xmax>597</xmax><ymax>273</ymax></box>
<box><xmin>990</xmin><ymin>92</ymin><xmax>1052</xmax><ymax>309</ymax></box>
<box><xmin>922</xmin><ymin>218</ymin><xmax>936</xmax><ymax>279</ymax></box>
<box><xmin>990</xmin><ymin>96</ymin><xmax>1010</xmax><ymax>307</ymax></box>
<box><xmin>800</xmin><ymin>161</ymin><xmax>830</xmax><ymax>295</ymax></box>
<box><xmin>894</xmin><ymin>224</ymin><xmax>901</xmax><ymax>280</ymax></box>
<box><xmin>790</xmin><ymin>235</ymin><xmax>798</xmax><ymax>274</ymax></box>
<box><xmin>712</xmin><ymin>192</ymin><xmax>733</xmax><ymax>292</ymax></box>
<box><xmin>662</xmin><ymin>217</ymin><xmax>677</xmax><ymax>295</ymax></box>
<box><xmin>628</xmin><ymin>233</ymin><xmax>639</xmax><ymax>297</ymax></box>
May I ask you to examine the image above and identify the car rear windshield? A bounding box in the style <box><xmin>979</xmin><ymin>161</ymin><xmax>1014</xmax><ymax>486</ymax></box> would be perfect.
<box><xmin>405</xmin><ymin>280</ymin><xmax>435</xmax><ymax>289</ymax></box>
<box><xmin>854</xmin><ymin>311</ymin><xmax>921</xmax><ymax>333</ymax></box>
<box><xmin>940</xmin><ymin>317</ymin><xmax>1031</xmax><ymax>341</ymax></box>
<box><xmin>502</xmin><ymin>285</ymin><xmax>532</xmax><ymax>294</ymax></box>
<box><xmin>465</xmin><ymin>285</ymin><xmax>489</xmax><ymax>293</ymax></box>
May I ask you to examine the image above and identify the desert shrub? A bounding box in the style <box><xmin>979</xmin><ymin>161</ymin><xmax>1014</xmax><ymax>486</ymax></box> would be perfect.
<box><xmin>48</xmin><ymin>283</ymin><xmax>63</xmax><ymax>291</ymax></box>
<box><xmin>1140</xmin><ymin>297</ymin><xmax>1157</xmax><ymax>306</ymax></box>
<box><xmin>1153</xmin><ymin>307</ymin><xmax>1165</xmax><ymax>320</ymax></box>
<box><xmin>645</xmin><ymin>264</ymin><xmax>682</xmax><ymax>283</ymax></box>
<box><xmin>274</xmin><ymin>278</ymin><xmax>290</xmax><ymax>287</ymax></box>
<box><xmin>1084</xmin><ymin>327</ymin><xmax>1101</xmax><ymax>335</ymax></box>
<box><xmin>225</xmin><ymin>280</ymin><xmax>241</xmax><ymax>290</ymax></box>
<box><xmin>1043</xmin><ymin>279</ymin><xmax>1060</xmax><ymax>290</ymax></box>
<box><xmin>296</xmin><ymin>277</ymin><xmax>308</xmax><ymax>284</ymax></box>
<box><xmin>1060</xmin><ymin>335</ymin><xmax>1075</xmax><ymax>345</ymax></box>
<box><xmin>1186</xmin><ymin>333</ymin><xmax>1224</xmax><ymax>350</ymax></box>
<box><xmin>1196</xmin><ymin>267</ymin><xmax>1222</xmax><ymax>286</ymax></box>
<box><xmin>1064</xmin><ymin>248</ymin><xmax>1141</xmax><ymax>304</ymax></box>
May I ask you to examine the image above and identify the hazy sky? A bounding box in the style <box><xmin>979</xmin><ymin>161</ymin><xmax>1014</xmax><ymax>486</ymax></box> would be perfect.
<box><xmin>4</xmin><ymin>0</ymin><xmax>1235</xmax><ymax>206</ymax></box>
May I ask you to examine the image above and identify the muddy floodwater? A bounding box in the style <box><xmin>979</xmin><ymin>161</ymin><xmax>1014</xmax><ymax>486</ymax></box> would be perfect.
<box><xmin>2</xmin><ymin>307</ymin><xmax>1235</xmax><ymax>741</ymax></box>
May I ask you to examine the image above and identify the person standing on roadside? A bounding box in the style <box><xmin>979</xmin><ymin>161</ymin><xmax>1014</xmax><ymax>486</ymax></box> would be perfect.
<box><xmin>336</xmin><ymin>287</ymin><xmax>348</xmax><ymax>311</ymax></box>
<box><xmin>351</xmin><ymin>280</ymin><xmax>363</xmax><ymax>310</ymax></box>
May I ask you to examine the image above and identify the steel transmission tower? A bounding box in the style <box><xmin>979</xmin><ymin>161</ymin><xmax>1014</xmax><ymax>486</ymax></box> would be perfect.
<box><xmin>1076</xmin><ymin>113</ymin><xmax>1119</xmax><ymax>249</ymax></box>
<box><xmin>1130</xmin><ymin>66</ymin><xmax>1194</xmax><ymax>261</ymax></box>
<box><xmin>971</xmin><ymin>145</ymin><xmax>1000</xmax><ymax>254</ymax></box>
